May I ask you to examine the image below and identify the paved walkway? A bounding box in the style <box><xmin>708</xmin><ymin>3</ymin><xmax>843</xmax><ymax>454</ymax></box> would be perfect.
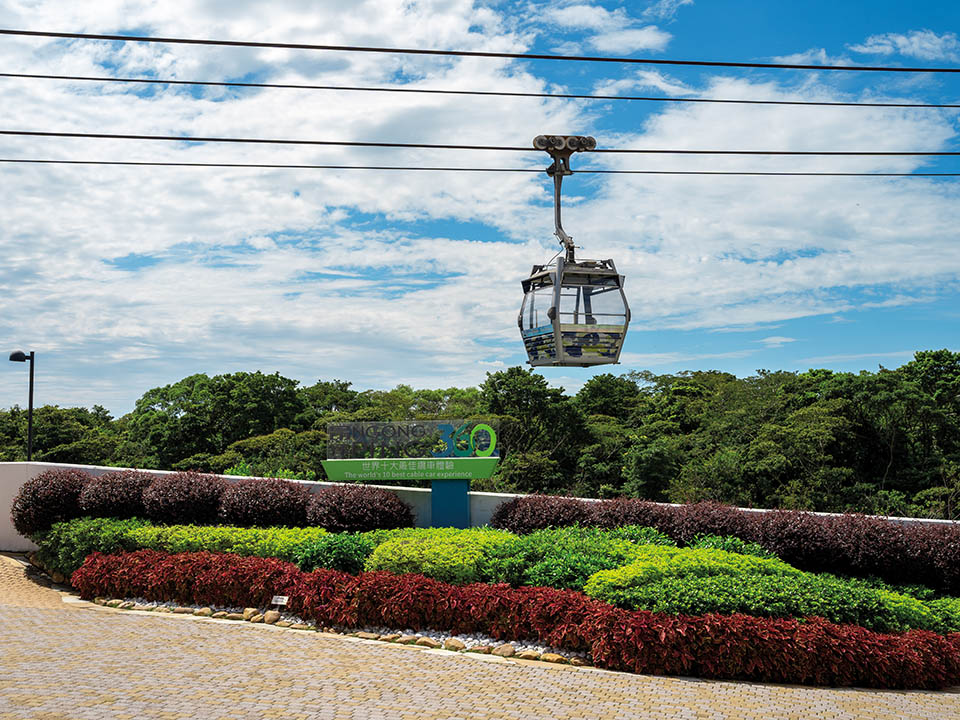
<box><xmin>1</xmin><ymin>554</ymin><xmax>958</xmax><ymax>720</ymax></box>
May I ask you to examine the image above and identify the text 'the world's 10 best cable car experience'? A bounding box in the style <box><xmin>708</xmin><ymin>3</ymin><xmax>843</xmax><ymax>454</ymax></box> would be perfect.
<box><xmin>519</xmin><ymin>135</ymin><xmax>630</xmax><ymax>367</ymax></box>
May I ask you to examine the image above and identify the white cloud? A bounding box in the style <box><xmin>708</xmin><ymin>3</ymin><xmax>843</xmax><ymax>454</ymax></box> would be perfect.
<box><xmin>849</xmin><ymin>30</ymin><xmax>960</xmax><ymax>62</ymax></box>
<box><xmin>771</xmin><ymin>48</ymin><xmax>853</xmax><ymax>66</ymax></box>
<box><xmin>642</xmin><ymin>0</ymin><xmax>694</xmax><ymax>21</ymax></box>
<box><xmin>588</xmin><ymin>26</ymin><xmax>672</xmax><ymax>54</ymax></box>
<box><xmin>756</xmin><ymin>336</ymin><xmax>797</xmax><ymax>348</ymax></box>
<box><xmin>593</xmin><ymin>70</ymin><xmax>691</xmax><ymax>97</ymax></box>
<box><xmin>546</xmin><ymin>4</ymin><xmax>627</xmax><ymax>31</ymax></box>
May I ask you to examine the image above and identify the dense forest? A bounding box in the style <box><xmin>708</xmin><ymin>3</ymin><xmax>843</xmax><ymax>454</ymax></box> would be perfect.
<box><xmin>2</xmin><ymin>349</ymin><xmax>958</xmax><ymax>519</ymax></box>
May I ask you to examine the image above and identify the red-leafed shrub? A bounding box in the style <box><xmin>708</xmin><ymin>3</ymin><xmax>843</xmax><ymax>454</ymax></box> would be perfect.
<box><xmin>305</xmin><ymin>485</ymin><xmax>414</xmax><ymax>533</ymax></box>
<box><xmin>489</xmin><ymin>494</ymin><xmax>597</xmax><ymax>534</ymax></box>
<box><xmin>72</xmin><ymin>550</ymin><xmax>301</xmax><ymax>609</ymax></box>
<box><xmin>142</xmin><ymin>472</ymin><xmax>227</xmax><ymax>526</ymax></box>
<box><xmin>218</xmin><ymin>477</ymin><xmax>312</xmax><ymax>527</ymax></box>
<box><xmin>11</xmin><ymin>468</ymin><xmax>91</xmax><ymax>537</ymax></box>
<box><xmin>754</xmin><ymin>510</ymin><xmax>960</xmax><ymax>593</ymax></box>
<box><xmin>285</xmin><ymin>566</ymin><xmax>357</xmax><ymax>623</ymax></box>
<box><xmin>74</xmin><ymin>549</ymin><xmax>960</xmax><ymax>689</ymax></box>
<box><xmin>669</xmin><ymin>501</ymin><xmax>760</xmax><ymax>544</ymax></box>
<box><xmin>78</xmin><ymin>470</ymin><xmax>155</xmax><ymax>519</ymax></box>
<box><xmin>592</xmin><ymin>498</ymin><xmax>676</xmax><ymax>534</ymax></box>
<box><xmin>585</xmin><ymin>609</ymin><xmax>960</xmax><ymax>689</ymax></box>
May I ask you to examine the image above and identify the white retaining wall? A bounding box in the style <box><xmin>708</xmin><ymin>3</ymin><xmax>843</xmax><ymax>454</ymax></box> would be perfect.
<box><xmin>1</xmin><ymin>461</ymin><xmax>957</xmax><ymax>551</ymax></box>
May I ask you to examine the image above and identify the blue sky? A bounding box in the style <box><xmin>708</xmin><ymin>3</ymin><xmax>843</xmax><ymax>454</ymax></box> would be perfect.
<box><xmin>1</xmin><ymin>0</ymin><xmax>959</xmax><ymax>415</ymax></box>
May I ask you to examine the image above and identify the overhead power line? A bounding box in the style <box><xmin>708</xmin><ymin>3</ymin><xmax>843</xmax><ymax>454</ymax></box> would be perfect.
<box><xmin>3</xmin><ymin>129</ymin><xmax>959</xmax><ymax>156</ymax></box>
<box><xmin>2</xmin><ymin>71</ymin><xmax>958</xmax><ymax>109</ymax></box>
<box><xmin>1</xmin><ymin>158</ymin><xmax>958</xmax><ymax>176</ymax></box>
<box><xmin>2</xmin><ymin>29</ymin><xmax>960</xmax><ymax>73</ymax></box>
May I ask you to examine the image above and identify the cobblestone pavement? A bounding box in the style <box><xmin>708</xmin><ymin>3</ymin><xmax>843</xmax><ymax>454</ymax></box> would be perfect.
<box><xmin>1</xmin><ymin>554</ymin><xmax>958</xmax><ymax>720</ymax></box>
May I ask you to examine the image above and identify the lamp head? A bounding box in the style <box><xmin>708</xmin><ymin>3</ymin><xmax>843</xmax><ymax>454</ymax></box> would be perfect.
<box><xmin>8</xmin><ymin>351</ymin><xmax>27</xmax><ymax>362</ymax></box>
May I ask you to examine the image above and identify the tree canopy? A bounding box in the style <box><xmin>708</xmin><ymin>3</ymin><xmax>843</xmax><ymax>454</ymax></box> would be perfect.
<box><xmin>2</xmin><ymin>350</ymin><xmax>958</xmax><ymax>519</ymax></box>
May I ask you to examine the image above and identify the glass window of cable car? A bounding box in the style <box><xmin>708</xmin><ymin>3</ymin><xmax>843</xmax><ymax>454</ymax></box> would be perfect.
<box><xmin>520</xmin><ymin>281</ymin><xmax>554</xmax><ymax>331</ymax></box>
<box><xmin>557</xmin><ymin>281</ymin><xmax>627</xmax><ymax>327</ymax></box>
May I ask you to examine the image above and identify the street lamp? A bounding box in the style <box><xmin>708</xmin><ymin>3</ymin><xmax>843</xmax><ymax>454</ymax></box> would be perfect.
<box><xmin>8</xmin><ymin>350</ymin><xmax>34</xmax><ymax>461</ymax></box>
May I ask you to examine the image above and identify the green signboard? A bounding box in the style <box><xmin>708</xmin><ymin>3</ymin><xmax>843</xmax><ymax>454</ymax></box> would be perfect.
<box><xmin>322</xmin><ymin>457</ymin><xmax>499</xmax><ymax>483</ymax></box>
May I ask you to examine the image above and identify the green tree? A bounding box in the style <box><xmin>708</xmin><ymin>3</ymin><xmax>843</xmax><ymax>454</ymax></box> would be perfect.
<box><xmin>575</xmin><ymin>373</ymin><xmax>640</xmax><ymax>421</ymax></box>
<box><xmin>127</xmin><ymin>371</ymin><xmax>303</xmax><ymax>468</ymax></box>
<box><xmin>479</xmin><ymin>367</ymin><xmax>585</xmax><ymax>472</ymax></box>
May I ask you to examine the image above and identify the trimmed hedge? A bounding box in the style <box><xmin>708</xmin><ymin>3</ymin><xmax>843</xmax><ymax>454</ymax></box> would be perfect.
<box><xmin>10</xmin><ymin>468</ymin><xmax>90</xmax><ymax>536</ymax></box>
<box><xmin>218</xmin><ymin>477</ymin><xmax>311</xmax><ymax>528</ymax></box>
<box><xmin>72</xmin><ymin>549</ymin><xmax>960</xmax><ymax>689</ymax></box>
<box><xmin>491</xmin><ymin>496</ymin><xmax>960</xmax><ymax>594</ymax></box>
<box><xmin>35</xmin><ymin>517</ymin><xmax>148</xmax><ymax>579</ymax></box>
<box><xmin>142</xmin><ymin>471</ymin><xmax>228</xmax><ymax>525</ymax></box>
<box><xmin>588</xmin><ymin>569</ymin><xmax>942</xmax><ymax>634</ymax></box>
<box><xmin>485</xmin><ymin>526</ymin><xmax>672</xmax><ymax>591</ymax></box>
<box><xmin>74</xmin><ymin>550</ymin><xmax>301</xmax><ymax>610</ymax></box>
<box><xmin>78</xmin><ymin>470</ymin><xmax>154</xmax><ymax>519</ymax></box>
<box><xmin>582</xmin><ymin>545</ymin><xmax>957</xmax><ymax>634</ymax></box>
<box><xmin>12</xmin><ymin>467</ymin><xmax>415</xmax><ymax>537</ymax></box>
<box><xmin>294</xmin><ymin>533</ymin><xmax>378</xmax><ymax>574</ymax></box>
<box><xmin>365</xmin><ymin>528</ymin><xmax>518</xmax><ymax>585</ymax></box>
<box><xmin>125</xmin><ymin>523</ymin><xmax>329</xmax><ymax>563</ymax></box>
<box><xmin>306</xmin><ymin>485</ymin><xmax>414</xmax><ymax>533</ymax></box>
<box><xmin>488</xmin><ymin>494</ymin><xmax>595</xmax><ymax>534</ymax></box>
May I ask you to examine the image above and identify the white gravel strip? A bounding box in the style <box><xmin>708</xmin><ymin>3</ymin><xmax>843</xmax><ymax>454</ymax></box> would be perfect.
<box><xmin>120</xmin><ymin>596</ymin><xmax>590</xmax><ymax>660</ymax></box>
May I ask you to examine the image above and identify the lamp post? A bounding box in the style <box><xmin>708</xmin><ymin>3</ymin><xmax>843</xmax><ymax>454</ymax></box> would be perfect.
<box><xmin>8</xmin><ymin>350</ymin><xmax>34</xmax><ymax>461</ymax></box>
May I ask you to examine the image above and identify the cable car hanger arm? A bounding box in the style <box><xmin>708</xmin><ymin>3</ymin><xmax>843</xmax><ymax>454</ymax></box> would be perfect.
<box><xmin>533</xmin><ymin>135</ymin><xmax>596</xmax><ymax>263</ymax></box>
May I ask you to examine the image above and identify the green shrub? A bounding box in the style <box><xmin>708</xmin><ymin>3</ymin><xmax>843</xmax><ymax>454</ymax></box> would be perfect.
<box><xmin>583</xmin><ymin>546</ymin><xmax>940</xmax><ymax>633</ymax></box>
<box><xmin>689</xmin><ymin>534</ymin><xmax>776</xmax><ymax>559</ymax></box>
<box><xmin>364</xmin><ymin>528</ymin><xmax>519</xmax><ymax>585</ymax></box>
<box><xmin>125</xmin><ymin>524</ymin><xmax>328</xmax><ymax>562</ymax></box>
<box><xmin>584</xmin><ymin>545</ymin><xmax>801</xmax><ymax>595</ymax></box>
<box><xmin>36</xmin><ymin>517</ymin><xmax>149</xmax><ymax>578</ymax></box>
<box><xmin>617</xmin><ymin>574</ymin><xmax>937</xmax><ymax>632</ymax></box>
<box><xmin>851</xmin><ymin>576</ymin><xmax>938</xmax><ymax>601</ymax></box>
<box><xmin>294</xmin><ymin>533</ymin><xmax>378</xmax><ymax>574</ymax></box>
<box><xmin>484</xmin><ymin>526</ymin><xmax>668</xmax><ymax>590</ymax></box>
<box><xmin>929</xmin><ymin>597</ymin><xmax>960</xmax><ymax>633</ymax></box>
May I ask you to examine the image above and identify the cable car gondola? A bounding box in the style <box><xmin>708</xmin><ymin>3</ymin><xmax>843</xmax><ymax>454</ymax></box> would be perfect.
<box><xmin>519</xmin><ymin>135</ymin><xmax>630</xmax><ymax>367</ymax></box>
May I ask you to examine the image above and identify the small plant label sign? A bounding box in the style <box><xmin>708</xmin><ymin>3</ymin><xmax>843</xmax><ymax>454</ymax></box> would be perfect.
<box><xmin>271</xmin><ymin>595</ymin><xmax>289</xmax><ymax>606</ymax></box>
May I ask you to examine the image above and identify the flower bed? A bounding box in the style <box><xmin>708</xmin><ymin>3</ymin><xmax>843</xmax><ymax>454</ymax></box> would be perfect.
<box><xmin>71</xmin><ymin>549</ymin><xmax>960</xmax><ymax>689</ymax></box>
<box><xmin>37</xmin><ymin>519</ymin><xmax>960</xmax><ymax>634</ymax></box>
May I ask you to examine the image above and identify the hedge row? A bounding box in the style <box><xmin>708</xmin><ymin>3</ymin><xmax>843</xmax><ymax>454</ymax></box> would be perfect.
<box><xmin>38</xmin><ymin>518</ymin><xmax>960</xmax><ymax>634</ymax></box>
<box><xmin>490</xmin><ymin>496</ymin><xmax>960</xmax><ymax>594</ymax></box>
<box><xmin>71</xmin><ymin>549</ymin><xmax>960</xmax><ymax>689</ymax></box>
<box><xmin>34</xmin><ymin>517</ymin><xmax>330</xmax><ymax>577</ymax></box>
<box><xmin>584</xmin><ymin>549</ymin><xmax>945</xmax><ymax>634</ymax></box>
<box><xmin>12</xmin><ymin>469</ymin><xmax>414</xmax><ymax>535</ymax></box>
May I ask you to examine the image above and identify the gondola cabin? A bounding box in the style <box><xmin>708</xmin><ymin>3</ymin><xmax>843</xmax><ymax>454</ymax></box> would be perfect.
<box><xmin>520</xmin><ymin>256</ymin><xmax>629</xmax><ymax>367</ymax></box>
<box><xmin>520</xmin><ymin>134</ymin><xmax>630</xmax><ymax>367</ymax></box>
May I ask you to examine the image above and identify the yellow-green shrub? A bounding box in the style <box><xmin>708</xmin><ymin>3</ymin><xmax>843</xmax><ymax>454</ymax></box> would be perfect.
<box><xmin>125</xmin><ymin>524</ymin><xmax>328</xmax><ymax>562</ymax></box>
<box><xmin>364</xmin><ymin>528</ymin><xmax>519</xmax><ymax>584</ymax></box>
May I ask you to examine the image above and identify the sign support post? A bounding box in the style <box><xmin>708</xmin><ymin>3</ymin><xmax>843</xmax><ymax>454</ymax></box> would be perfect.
<box><xmin>430</xmin><ymin>478</ymin><xmax>471</xmax><ymax>529</ymax></box>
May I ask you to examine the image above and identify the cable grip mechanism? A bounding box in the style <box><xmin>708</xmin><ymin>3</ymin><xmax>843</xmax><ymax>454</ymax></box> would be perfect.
<box><xmin>532</xmin><ymin>135</ymin><xmax>597</xmax><ymax>262</ymax></box>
